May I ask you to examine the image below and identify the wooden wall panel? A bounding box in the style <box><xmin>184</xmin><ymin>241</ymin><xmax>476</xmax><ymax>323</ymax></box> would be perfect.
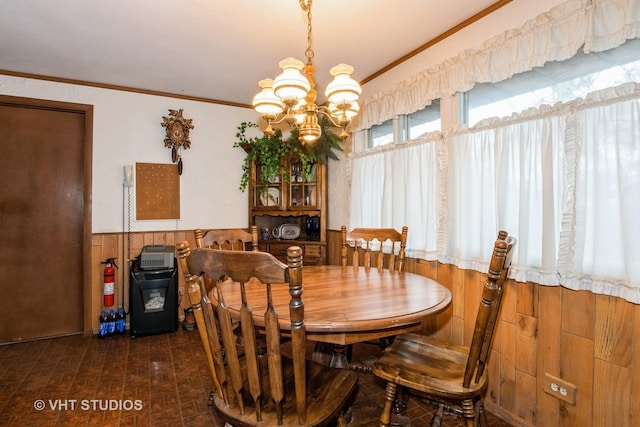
<box><xmin>536</xmin><ymin>285</ymin><xmax>562</xmax><ymax>426</ymax></box>
<box><xmin>594</xmin><ymin>294</ymin><xmax>632</xmax><ymax>367</ymax></box>
<box><xmin>433</xmin><ymin>262</ymin><xmax>454</xmax><ymax>341</ymax></box>
<box><xmin>485</xmin><ymin>348</ymin><xmax>500</xmax><ymax>406</ymax></box>
<box><xmin>515</xmin><ymin>370</ymin><xmax>537</xmax><ymax>424</ymax></box>
<box><xmin>326</xmin><ymin>229</ymin><xmax>341</xmax><ymax>265</ymax></box>
<box><xmin>90</xmin><ymin>236</ymin><xmax>104</xmax><ymax>332</ymax></box>
<box><xmin>463</xmin><ymin>270</ymin><xmax>481</xmax><ymax>346</ymax></box>
<box><xmin>593</xmin><ymin>359</ymin><xmax>630</xmax><ymax>427</ymax></box>
<box><xmin>452</xmin><ymin>267</ymin><xmax>466</xmax><ymax>319</ymax></box>
<box><xmin>562</xmin><ymin>288</ymin><xmax>595</xmax><ymax>340</ymax></box>
<box><xmin>501</xmin><ymin>320</ymin><xmax>517</xmax><ymax>381</ymax></box>
<box><xmin>502</xmin><ymin>280</ymin><xmax>518</xmax><ymax>324</ymax></box>
<box><xmin>516</xmin><ymin>314</ymin><xmax>538</xmax><ymax>377</ymax></box>
<box><xmin>560</xmin><ymin>332</ymin><xmax>593</xmax><ymax>427</ymax></box>
<box><xmin>518</xmin><ymin>281</ymin><xmax>537</xmax><ymax>317</ymax></box>
<box><xmin>451</xmin><ymin>315</ymin><xmax>465</xmax><ymax>346</ymax></box>
<box><xmin>415</xmin><ymin>258</ymin><xmax>438</xmax><ymax>279</ymax></box>
<box><xmin>432</xmin><ymin>303</ymin><xmax>454</xmax><ymax>341</ymax></box>
<box><xmin>499</xmin><ymin>376</ymin><xmax>515</xmax><ymax>413</ymax></box>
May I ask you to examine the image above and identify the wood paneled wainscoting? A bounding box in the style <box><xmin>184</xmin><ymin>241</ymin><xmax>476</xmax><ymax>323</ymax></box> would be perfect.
<box><xmin>90</xmin><ymin>229</ymin><xmax>639</xmax><ymax>427</ymax></box>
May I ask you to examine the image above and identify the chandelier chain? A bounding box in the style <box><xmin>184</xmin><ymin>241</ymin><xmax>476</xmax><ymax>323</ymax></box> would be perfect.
<box><xmin>304</xmin><ymin>0</ymin><xmax>314</xmax><ymax>62</ymax></box>
<box><xmin>298</xmin><ymin>0</ymin><xmax>311</xmax><ymax>12</ymax></box>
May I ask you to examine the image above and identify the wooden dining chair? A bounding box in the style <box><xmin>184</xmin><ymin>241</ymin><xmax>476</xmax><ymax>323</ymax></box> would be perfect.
<box><xmin>194</xmin><ymin>225</ymin><xmax>260</xmax><ymax>296</ymax></box>
<box><xmin>176</xmin><ymin>242</ymin><xmax>358</xmax><ymax>427</ymax></box>
<box><xmin>340</xmin><ymin>225</ymin><xmax>408</xmax><ymax>271</ymax></box>
<box><xmin>193</xmin><ymin>226</ymin><xmax>270</xmax><ymax>403</ymax></box>
<box><xmin>195</xmin><ymin>226</ymin><xmax>259</xmax><ymax>251</ymax></box>
<box><xmin>340</xmin><ymin>225</ymin><xmax>408</xmax><ymax>353</ymax></box>
<box><xmin>372</xmin><ymin>230</ymin><xmax>516</xmax><ymax>427</ymax></box>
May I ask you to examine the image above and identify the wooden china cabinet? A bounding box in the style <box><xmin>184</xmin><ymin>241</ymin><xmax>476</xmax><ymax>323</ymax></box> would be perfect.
<box><xmin>248</xmin><ymin>159</ymin><xmax>327</xmax><ymax>265</ymax></box>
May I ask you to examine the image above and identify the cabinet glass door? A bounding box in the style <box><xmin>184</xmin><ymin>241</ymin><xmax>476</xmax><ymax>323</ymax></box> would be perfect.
<box><xmin>253</xmin><ymin>163</ymin><xmax>281</xmax><ymax>208</ymax></box>
<box><xmin>289</xmin><ymin>162</ymin><xmax>317</xmax><ymax>209</ymax></box>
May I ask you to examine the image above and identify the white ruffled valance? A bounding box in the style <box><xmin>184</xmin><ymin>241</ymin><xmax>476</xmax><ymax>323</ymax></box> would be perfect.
<box><xmin>354</xmin><ymin>0</ymin><xmax>640</xmax><ymax>131</ymax></box>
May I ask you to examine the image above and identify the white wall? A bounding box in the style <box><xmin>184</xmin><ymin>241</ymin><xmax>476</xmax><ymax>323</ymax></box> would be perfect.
<box><xmin>327</xmin><ymin>0</ymin><xmax>567</xmax><ymax>230</ymax></box>
<box><xmin>0</xmin><ymin>75</ymin><xmax>256</xmax><ymax>233</ymax></box>
<box><xmin>1</xmin><ymin>0</ymin><xmax>568</xmax><ymax>234</ymax></box>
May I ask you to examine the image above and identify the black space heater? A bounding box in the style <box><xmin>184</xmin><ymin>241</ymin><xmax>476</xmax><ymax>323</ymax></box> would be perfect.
<box><xmin>129</xmin><ymin>245</ymin><xmax>178</xmax><ymax>338</ymax></box>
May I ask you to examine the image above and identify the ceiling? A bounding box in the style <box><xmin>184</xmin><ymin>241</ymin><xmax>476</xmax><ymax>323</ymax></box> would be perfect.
<box><xmin>0</xmin><ymin>0</ymin><xmax>504</xmax><ymax>108</ymax></box>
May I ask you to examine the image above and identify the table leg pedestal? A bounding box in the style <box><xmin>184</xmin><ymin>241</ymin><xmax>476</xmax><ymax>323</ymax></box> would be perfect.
<box><xmin>311</xmin><ymin>342</ymin><xmax>350</xmax><ymax>368</ymax></box>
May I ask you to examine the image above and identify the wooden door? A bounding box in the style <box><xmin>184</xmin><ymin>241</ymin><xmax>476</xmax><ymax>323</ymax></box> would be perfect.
<box><xmin>0</xmin><ymin>95</ymin><xmax>92</xmax><ymax>342</ymax></box>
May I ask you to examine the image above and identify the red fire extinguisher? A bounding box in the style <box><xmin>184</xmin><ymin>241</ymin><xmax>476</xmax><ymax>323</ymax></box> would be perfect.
<box><xmin>102</xmin><ymin>258</ymin><xmax>117</xmax><ymax>307</ymax></box>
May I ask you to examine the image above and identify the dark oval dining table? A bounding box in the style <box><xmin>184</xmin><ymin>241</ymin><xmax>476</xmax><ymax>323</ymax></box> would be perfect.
<box><xmin>211</xmin><ymin>264</ymin><xmax>452</xmax><ymax>368</ymax></box>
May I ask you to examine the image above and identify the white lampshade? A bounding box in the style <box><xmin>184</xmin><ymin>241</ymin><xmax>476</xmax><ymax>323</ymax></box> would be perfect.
<box><xmin>325</xmin><ymin>64</ymin><xmax>361</xmax><ymax>105</ymax></box>
<box><xmin>273</xmin><ymin>57</ymin><xmax>311</xmax><ymax>106</ymax></box>
<box><xmin>252</xmin><ymin>79</ymin><xmax>284</xmax><ymax>119</ymax></box>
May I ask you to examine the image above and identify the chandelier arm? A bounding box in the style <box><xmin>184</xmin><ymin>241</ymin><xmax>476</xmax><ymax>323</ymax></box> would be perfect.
<box><xmin>266</xmin><ymin>110</ymin><xmax>297</xmax><ymax>126</ymax></box>
<box><xmin>316</xmin><ymin>107</ymin><xmax>346</xmax><ymax>128</ymax></box>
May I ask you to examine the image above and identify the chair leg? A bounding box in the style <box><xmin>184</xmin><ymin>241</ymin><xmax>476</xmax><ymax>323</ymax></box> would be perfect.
<box><xmin>477</xmin><ymin>400</ymin><xmax>487</xmax><ymax>427</ymax></box>
<box><xmin>379</xmin><ymin>335</ymin><xmax>396</xmax><ymax>350</ymax></box>
<box><xmin>461</xmin><ymin>399</ymin><xmax>475</xmax><ymax>427</ymax></box>
<box><xmin>341</xmin><ymin>405</ymin><xmax>353</xmax><ymax>426</ymax></box>
<box><xmin>429</xmin><ymin>403</ymin><xmax>444</xmax><ymax>427</ymax></box>
<box><xmin>379</xmin><ymin>382</ymin><xmax>398</xmax><ymax>427</ymax></box>
<box><xmin>394</xmin><ymin>386</ymin><xmax>407</xmax><ymax>414</ymax></box>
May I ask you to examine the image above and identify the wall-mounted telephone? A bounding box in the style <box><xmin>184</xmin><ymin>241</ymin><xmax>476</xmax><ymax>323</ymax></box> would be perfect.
<box><xmin>124</xmin><ymin>165</ymin><xmax>133</xmax><ymax>187</ymax></box>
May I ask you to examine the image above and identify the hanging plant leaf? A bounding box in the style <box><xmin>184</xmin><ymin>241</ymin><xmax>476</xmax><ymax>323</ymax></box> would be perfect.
<box><xmin>287</xmin><ymin>115</ymin><xmax>344</xmax><ymax>163</ymax></box>
<box><xmin>233</xmin><ymin>119</ymin><xmax>344</xmax><ymax>194</ymax></box>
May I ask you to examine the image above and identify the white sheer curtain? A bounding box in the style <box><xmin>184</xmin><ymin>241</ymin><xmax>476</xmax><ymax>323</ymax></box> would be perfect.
<box><xmin>559</xmin><ymin>83</ymin><xmax>640</xmax><ymax>302</ymax></box>
<box><xmin>443</xmin><ymin>111</ymin><xmax>566</xmax><ymax>284</ymax></box>
<box><xmin>354</xmin><ymin>0</ymin><xmax>640</xmax><ymax>131</ymax></box>
<box><xmin>349</xmin><ymin>134</ymin><xmax>441</xmax><ymax>259</ymax></box>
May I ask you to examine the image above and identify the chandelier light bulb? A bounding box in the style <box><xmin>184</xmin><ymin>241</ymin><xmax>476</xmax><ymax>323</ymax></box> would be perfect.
<box><xmin>293</xmin><ymin>99</ymin><xmax>307</xmax><ymax>125</ymax></box>
<box><xmin>273</xmin><ymin>57</ymin><xmax>311</xmax><ymax>107</ymax></box>
<box><xmin>329</xmin><ymin>101</ymin><xmax>360</xmax><ymax>123</ymax></box>
<box><xmin>298</xmin><ymin>110</ymin><xmax>321</xmax><ymax>143</ymax></box>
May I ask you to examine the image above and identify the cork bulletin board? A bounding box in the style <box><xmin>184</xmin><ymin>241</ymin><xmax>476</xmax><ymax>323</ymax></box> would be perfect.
<box><xmin>135</xmin><ymin>163</ymin><xmax>180</xmax><ymax>220</ymax></box>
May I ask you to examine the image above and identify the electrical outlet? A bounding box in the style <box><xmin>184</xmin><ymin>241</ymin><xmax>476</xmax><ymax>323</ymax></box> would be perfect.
<box><xmin>543</xmin><ymin>373</ymin><xmax>577</xmax><ymax>405</ymax></box>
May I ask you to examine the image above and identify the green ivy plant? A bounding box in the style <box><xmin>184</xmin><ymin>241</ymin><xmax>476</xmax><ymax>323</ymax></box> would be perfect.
<box><xmin>233</xmin><ymin>118</ymin><xmax>344</xmax><ymax>195</ymax></box>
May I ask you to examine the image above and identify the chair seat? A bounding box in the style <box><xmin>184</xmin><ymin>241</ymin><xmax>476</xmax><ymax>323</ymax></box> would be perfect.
<box><xmin>213</xmin><ymin>356</ymin><xmax>358</xmax><ymax>427</ymax></box>
<box><xmin>373</xmin><ymin>333</ymin><xmax>487</xmax><ymax>401</ymax></box>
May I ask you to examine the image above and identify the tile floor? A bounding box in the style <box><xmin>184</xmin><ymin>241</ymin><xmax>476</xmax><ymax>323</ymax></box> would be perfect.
<box><xmin>0</xmin><ymin>326</ymin><xmax>514</xmax><ymax>427</ymax></box>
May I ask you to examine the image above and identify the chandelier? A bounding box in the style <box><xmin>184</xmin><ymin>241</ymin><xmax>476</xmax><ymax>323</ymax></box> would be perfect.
<box><xmin>252</xmin><ymin>0</ymin><xmax>361</xmax><ymax>144</ymax></box>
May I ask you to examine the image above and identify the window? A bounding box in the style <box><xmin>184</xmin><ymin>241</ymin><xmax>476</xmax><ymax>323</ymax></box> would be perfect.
<box><xmin>467</xmin><ymin>38</ymin><xmax>640</xmax><ymax>127</ymax></box>
<box><xmin>368</xmin><ymin>100</ymin><xmax>442</xmax><ymax>147</ymax></box>
<box><xmin>369</xmin><ymin>118</ymin><xmax>393</xmax><ymax>147</ymax></box>
<box><xmin>408</xmin><ymin>99</ymin><xmax>441</xmax><ymax>139</ymax></box>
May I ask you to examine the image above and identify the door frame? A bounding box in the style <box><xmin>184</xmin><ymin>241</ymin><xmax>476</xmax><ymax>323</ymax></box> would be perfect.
<box><xmin>0</xmin><ymin>94</ymin><xmax>93</xmax><ymax>335</ymax></box>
